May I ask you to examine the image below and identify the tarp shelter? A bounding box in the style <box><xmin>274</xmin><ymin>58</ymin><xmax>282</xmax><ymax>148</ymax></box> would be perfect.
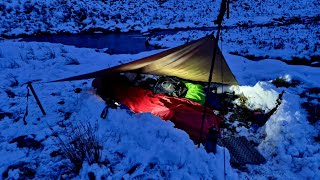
<box><xmin>52</xmin><ymin>35</ymin><xmax>238</xmax><ymax>85</ymax></box>
<box><xmin>50</xmin><ymin>34</ymin><xmax>238</xmax><ymax>142</ymax></box>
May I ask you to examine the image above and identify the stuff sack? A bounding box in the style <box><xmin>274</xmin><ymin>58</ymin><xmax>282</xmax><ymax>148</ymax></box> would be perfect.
<box><xmin>153</xmin><ymin>77</ymin><xmax>188</xmax><ymax>97</ymax></box>
<box><xmin>184</xmin><ymin>82</ymin><xmax>206</xmax><ymax>105</ymax></box>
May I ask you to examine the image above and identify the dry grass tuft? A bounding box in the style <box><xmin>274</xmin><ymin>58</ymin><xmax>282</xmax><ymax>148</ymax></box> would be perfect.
<box><xmin>56</xmin><ymin>122</ymin><xmax>102</xmax><ymax>173</ymax></box>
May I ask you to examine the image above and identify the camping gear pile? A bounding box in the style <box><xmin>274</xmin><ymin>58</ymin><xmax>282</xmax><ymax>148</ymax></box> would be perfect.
<box><xmin>50</xmin><ymin>34</ymin><xmax>238</xmax><ymax>143</ymax></box>
<box><xmin>92</xmin><ymin>74</ymin><xmax>222</xmax><ymax>143</ymax></box>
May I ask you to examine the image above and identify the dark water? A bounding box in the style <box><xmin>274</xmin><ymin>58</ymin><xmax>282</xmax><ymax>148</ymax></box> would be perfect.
<box><xmin>21</xmin><ymin>32</ymin><xmax>157</xmax><ymax>54</ymax></box>
<box><xmin>20</xmin><ymin>27</ymin><xmax>215</xmax><ymax>54</ymax></box>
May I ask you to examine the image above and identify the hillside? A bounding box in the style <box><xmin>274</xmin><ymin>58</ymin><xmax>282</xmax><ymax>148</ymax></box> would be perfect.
<box><xmin>0</xmin><ymin>0</ymin><xmax>319</xmax><ymax>36</ymax></box>
<box><xmin>1</xmin><ymin>0</ymin><xmax>319</xmax><ymax>62</ymax></box>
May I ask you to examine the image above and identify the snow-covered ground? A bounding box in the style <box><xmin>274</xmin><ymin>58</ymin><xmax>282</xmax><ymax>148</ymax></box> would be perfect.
<box><xmin>1</xmin><ymin>0</ymin><xmax>319</xmax><ymax>62</ymax></box>
<box><xmin>1</xmin><ymin>0</ymin><xmax>319</xmax><ymax>179</ymax></box>
<box><xmin>148</xmin><ymin>34</ymin><xmax>320</xmax><ymax>179</ymax></box>
<box><xmin>1</xmin><ymin>33</ymin><xmax>319</xmax><ymax>179</ymax></box>
<box><xmin>147</xmin><ymin>23</ymin><xmax>320</xmax><ymax>62</ymax></box>
<box><xmin>0</xmin><ymin>40</ymin><xmax>238</xmax><ymax>179</ymax></box>
<box><xmin>224</xmin><ymin>54</ymin><xmax>320</xmax><ymax>179</ymax></box>
<box><xmin>0</xmin><ymin>0</ymin><xmax>319</xmax><ymax>36</ymax></box>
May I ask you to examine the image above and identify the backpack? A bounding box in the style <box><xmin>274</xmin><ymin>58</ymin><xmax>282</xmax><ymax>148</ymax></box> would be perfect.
<box><xmin>153</xmin><ymin>77</ymin><xmax>188</xmax><ymax>97</ymax></box>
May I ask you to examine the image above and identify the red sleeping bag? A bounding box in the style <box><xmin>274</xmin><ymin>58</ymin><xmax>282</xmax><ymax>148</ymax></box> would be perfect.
<box><xmin>93</xmin><ymin>77</ymin><xmax>221</xmax><ymax>142</ymax></box>
<box><xmin>114</xmin><ymin>86</ymin><xmax>221</xmax><ymax>142</ymax></box>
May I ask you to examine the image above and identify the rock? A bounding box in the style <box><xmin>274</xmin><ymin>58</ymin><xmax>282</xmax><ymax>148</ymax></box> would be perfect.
<box><xmin>0</xmin><ymin>112</ymin><xmax>13</xmax><ymax>120</ymax></box>
<box><xmin>5</xmin><ymin>90</ymin><xmax>16</xmax><ymax>98</ymax></box>
<box><xmin>88</xmin><ymin>172</ymin><xmax>96</xmax><ymax>180</ymax></box>
<box><xmin>50</xmin><ymin>150</ymin><xmax>62</xmax><ymax>158</ymax></box>
<box><xmin>2</xmin><ymin>162</ymin><xmax>36</xmax><ymax>179</ymax></box>
<box><xmin>10</xmin><ymin>134</ymin><xmax>43</xmax><ymax>150</ymax></box>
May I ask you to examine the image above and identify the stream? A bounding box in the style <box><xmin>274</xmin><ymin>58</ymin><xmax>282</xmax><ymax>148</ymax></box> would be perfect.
<box><xmin>20</xmin><ymin>28</ymin><xmax>216</xmax><ymax>54</ymax></box>
<box><xmin>21</xmin><ymin>32</ymin><xmax>157</xmax><ymax>54</ymax></box>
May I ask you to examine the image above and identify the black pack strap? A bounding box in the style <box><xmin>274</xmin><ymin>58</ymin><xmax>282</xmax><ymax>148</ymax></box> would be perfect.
<box><xmin>100</xmin><ymin>106</ymin><xmax>109</xmax><ymax>119</ymax></box>
<box><xmin>23</xmin><ymin>85</ymin><xmax>30</xmax><ymax>125</ymax></box>
<box><xmin>265</xmin><ymin>90</ymin><xmax>285</xmax><ymax>118</ymax></box>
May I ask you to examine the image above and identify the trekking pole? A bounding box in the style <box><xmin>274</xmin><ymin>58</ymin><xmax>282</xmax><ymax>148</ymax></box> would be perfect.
<box><xmin>198</xmin><ymin>27</ymin><xmax>222</xmax><ymax>145</ymax></box>
<box><xmin>27</xmin><ymin>82</ymin><xmax>46</xmax><ymax>115</ymax></box>
<box><xmin>198</xmin><ymin>0</ymin><xmax>227</xmax><ymax>146</ymax></box>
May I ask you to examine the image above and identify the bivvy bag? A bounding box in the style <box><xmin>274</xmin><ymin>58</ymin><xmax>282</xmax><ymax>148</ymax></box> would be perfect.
<box><xmin>153</xmin><ymin>77</ymin><xmax>188</xmax><ymax>97</ymax></box>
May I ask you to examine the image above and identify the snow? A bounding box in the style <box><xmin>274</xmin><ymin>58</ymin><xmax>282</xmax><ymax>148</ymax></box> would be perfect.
<box><xmin>147</xmin><ymin>32</ymin><xmax>320</xmax><ymax>179</ymax></box>
<box><xmin>1</xmin><ymin>33</ymin><xmax>319</xmax><ymax>179</ymax></box>
<box><xmin>2</xmin><ymin>0</ymin><xmax>319</xmax><ymax>60</ymax></box>
<box><xmin>224</xmin><ymin>56</ymin><xmax>320</xmax><ymax>179</ymax></box>
<box><xmin>0</xmin><ymin>0</ymin><xmax>319</xmax><ymax>179</ymax></box>
<box><xmin>147</xmin><ymin>24</ymin><xmax>320</xmax><ymax>61</ymax></box>
<box><xmin>0</xmin><ymin>0</ymin><xmax>319</xmax><ymax>37</ymax></box>
<box><xmin>0</xmin><ymin>40</ymin><xmax>237</xmax><ymax>179</ymax></box>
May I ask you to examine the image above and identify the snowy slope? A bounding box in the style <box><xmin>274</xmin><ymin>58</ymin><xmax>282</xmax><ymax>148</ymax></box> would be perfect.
<box><xmin>147</xmin><ymin>25</ymin><xmax>320</xmax><ymax>62</ymax></box>
<box><xmin>0</xmin><ymin>0</ymin><xmax>319</xmax><ymax>36</ymax></box>
<box><xmin>2</xmin><ymin>0</ymin><xmax>319</xmax><ymax>62</ymax></box>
